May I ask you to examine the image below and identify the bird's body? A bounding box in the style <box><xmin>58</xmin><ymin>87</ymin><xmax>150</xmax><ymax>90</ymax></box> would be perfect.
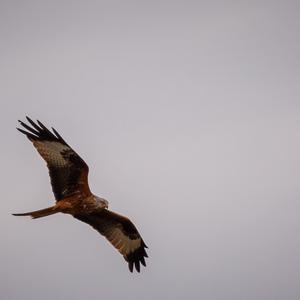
<box><xmin>57</xmin><ymin>194</ymin><xmax>109</xmax><ymax>215</ymax></box>
<box><xmin>13</xmin><ymin>117</ymin><xmax>148</xmax><ymax>272</ymax></box>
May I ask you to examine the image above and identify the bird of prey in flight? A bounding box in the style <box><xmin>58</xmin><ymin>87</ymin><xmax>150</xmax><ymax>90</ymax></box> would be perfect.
<box><xmin>13</xmin><ymin>117</ymin><xmax>148</xmax><ymax>273</ymax></box>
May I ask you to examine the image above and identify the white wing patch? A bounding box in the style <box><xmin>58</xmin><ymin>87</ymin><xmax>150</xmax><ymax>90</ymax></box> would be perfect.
<box><xmin>33</xmin><ymin>141</ymin><xmax>71</xmax><ymax>167</ymax></box>
<box><xmin>107</xmin><ymin>228</ymin><xmax>141</xmax><ymax>256</ymax></box>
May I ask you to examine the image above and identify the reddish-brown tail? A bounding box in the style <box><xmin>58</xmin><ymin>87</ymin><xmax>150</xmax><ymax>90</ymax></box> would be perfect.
<box><xmin>12</xmin><ymin>206</ymin><xmax>59</xmax><ymax>219</ymax></box>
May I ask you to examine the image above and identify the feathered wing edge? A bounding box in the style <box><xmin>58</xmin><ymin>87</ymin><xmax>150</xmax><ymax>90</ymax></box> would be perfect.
<box><xmin>74</xmin><ymin>210</ymin><xmax>148</xmax><ymax>273</ymax></box>
<box><xmin>126</xmin><ymin>239</ymin><xmax>148</xmax><ymax>272</ymax></box>
<box><xmin>17</xmin><ymin>116</ymin><xmax>68</xmax><ymax>144</ymax></box>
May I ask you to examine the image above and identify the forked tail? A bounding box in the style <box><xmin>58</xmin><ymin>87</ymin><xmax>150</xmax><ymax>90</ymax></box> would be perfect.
<box><xmin>12</xmin><ymin>206</ymin><xmax>59</xmax><ymax>219</ymax></box>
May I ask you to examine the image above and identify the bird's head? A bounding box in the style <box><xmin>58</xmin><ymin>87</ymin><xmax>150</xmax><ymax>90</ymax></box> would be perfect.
<box><xmin>95</xmin><ymin>196</ymin><xmax>109</xmax><ymax>209</ymax></box>
<box><xmin>102</xmin><ymin>198</ymin><xmax>109</xmax><ymax>209</ymax></box>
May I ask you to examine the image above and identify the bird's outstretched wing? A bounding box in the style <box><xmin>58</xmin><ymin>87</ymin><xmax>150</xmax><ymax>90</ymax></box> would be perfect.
<box><xmin>17</xmin><ymin>117</ymin><xmax>91</xmax><ymax>201</ymax></box>
<box><xmin>74</xmin><ymin>210</ymin><xmax>148</xmax><ymax>272</ymax></box>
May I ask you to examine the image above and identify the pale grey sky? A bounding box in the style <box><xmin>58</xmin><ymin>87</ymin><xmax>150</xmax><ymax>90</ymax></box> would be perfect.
<box><xmin>1</xmin><ymin>1</ymin><xmax>300</xmax><ymax>300</ymax></box>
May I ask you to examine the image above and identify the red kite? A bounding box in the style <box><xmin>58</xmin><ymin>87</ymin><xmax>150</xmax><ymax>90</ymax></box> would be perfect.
<box><xmin>13</xmin><ymin>117</ymin><xmax>148</xmax><ymax>272</ymax></box>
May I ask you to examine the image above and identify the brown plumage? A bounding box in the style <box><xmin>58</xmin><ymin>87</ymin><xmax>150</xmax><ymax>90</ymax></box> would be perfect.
<box><xmin>13</xmin><ymin>117</ymin><xmax>148</xmax><ymax>273</ymax></box>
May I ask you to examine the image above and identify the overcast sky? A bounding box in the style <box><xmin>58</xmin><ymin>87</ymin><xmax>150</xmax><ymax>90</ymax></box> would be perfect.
<box><xmin>1</xmin><ymin>1</ymin><xmax>300</xmax><ymax>300</ymax></box>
